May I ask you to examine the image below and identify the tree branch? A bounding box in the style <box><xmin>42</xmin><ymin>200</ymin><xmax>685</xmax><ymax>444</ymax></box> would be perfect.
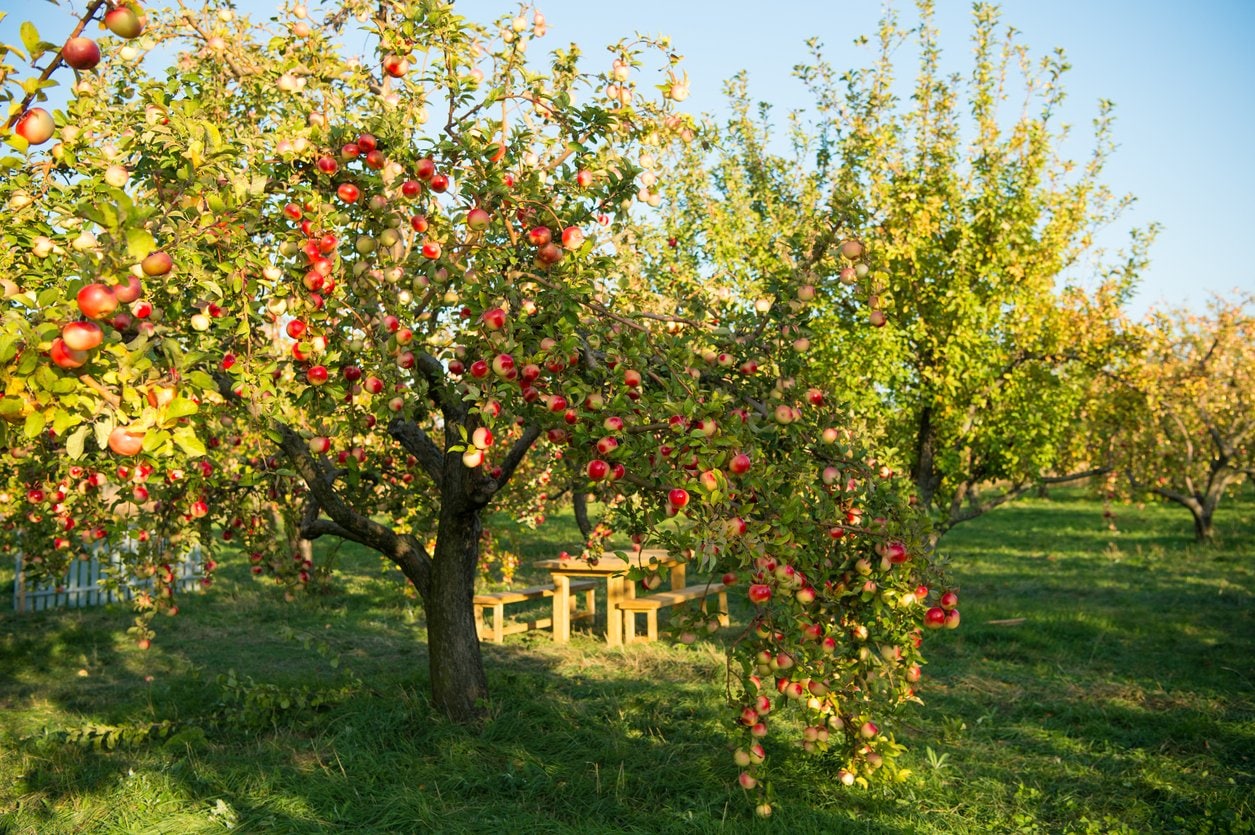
<box><xmin>276</xmin><ymin>421</ymin><xmax>432</xmax><ymax>593</ymax></box>
<box><xmin>388</xmin><ymin>417</ymin><xmax>444</xmax><ymax>482</ymax></box>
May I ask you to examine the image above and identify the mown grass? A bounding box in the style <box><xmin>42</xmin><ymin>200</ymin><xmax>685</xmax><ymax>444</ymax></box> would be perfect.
<box><xmin>1</xmin><ymin>491</ymin><xmax>1253</xmax><ymax>833</ymax></box>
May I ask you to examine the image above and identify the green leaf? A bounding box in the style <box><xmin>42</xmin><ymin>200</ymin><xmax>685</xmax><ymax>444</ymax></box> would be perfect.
<box><xmin>19</xmin><ymin>21</ymin><xmax>40</xmax><ymax>56</ymax></box>
<box><xmin>23</xmin><ymin>410</ymin><xmax>45</xmax><ymax>439</ymax></box>
<box><xmin>172</xmin><ymin>425</ymin><xmax>206</xmax><ymax>457</ymax></box>
<box><xmin>65</xmin><ymin>425</ymin><xmax>89</xmax><ymax>459</ymax></box>
<box><xmin>125</xmin><ymin>227</ymin><xmax>156</xmax><ymax>260</ymax></box>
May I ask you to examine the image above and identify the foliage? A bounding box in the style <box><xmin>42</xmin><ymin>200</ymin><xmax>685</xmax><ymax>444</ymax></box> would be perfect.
<box><xmin>0</xmin><ymin>0</ymin><xmax>948</xmax><ymax>809</ymax></box>
<box><xmin>654</xmin><ymin>0</ymin><xmax>1149</xmax><ymax>533</ymax></box>
<box><xmin>1100</xmin><ymin>294</ymin><xmax>1255</xmax><ymax>541</ymax></box>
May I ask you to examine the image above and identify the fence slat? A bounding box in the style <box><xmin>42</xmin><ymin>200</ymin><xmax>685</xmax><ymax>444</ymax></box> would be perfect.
<box><xmin>12</xmin><ymin>543</ymin><xmax>204</xmax><ymax>613</ymax></box>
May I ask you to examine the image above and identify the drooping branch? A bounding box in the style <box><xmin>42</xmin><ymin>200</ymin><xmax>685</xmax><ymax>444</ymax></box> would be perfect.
<box><xmin>388</xmin><ymin>417</ymin><xmax>444</xmax><ymax>482</ymax></box>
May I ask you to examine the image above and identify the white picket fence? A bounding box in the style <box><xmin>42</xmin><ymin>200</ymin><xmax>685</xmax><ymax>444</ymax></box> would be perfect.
<box><xmin>12</xmin><ymin>540</ymin><xmax>203</xmax><ymax>613</ymax></box>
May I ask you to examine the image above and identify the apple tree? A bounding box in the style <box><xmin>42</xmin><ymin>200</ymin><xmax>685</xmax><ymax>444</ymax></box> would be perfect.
<box><xmin>651</xmin><ymin>1</ymin><xmax>1150</xmax><ymax>535</ymax></box>
<box><xmin>1099</xmin><ymin>295</ymin><xmax>1254</xmax><ymax>542</ymax></box>
<box><xmin>0</xmin><ymin>0</ymin><xmax>950</xmax><ymax>809</ymax></box>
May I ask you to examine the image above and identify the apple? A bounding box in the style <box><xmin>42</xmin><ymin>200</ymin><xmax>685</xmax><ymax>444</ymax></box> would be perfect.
<box><xmin>587</xmin><ymin>459</ymin><xmax>609</xmax><ymax>481</ymax></box>
<box><xmin>945</xmin><ymin>609</ymin><xmax>961</xmax><ymax>629</ymax></box>
<box><xmin>415</xmin><ymin>158</ymin><xmax>436</xmax><ymax>181</ymax></box>
<box><xmin>481</xmin><ymin>307</ymin><xmax>506</xmax><ymax>330</ymax></box>
<box><xmin>729</xmin><ymin>452</ymin><xmax>751</xmax><ymax>475</ymax></box>
<box><xmin>535</xmin><ymin>242</ymin><xmax>563</xmax><ymax>265</ymax></box>
<box><xmin>869</xmin><ymin>309</ymin><xmax>887</xmax><ymax>328</ymax></box>
<box><xmin>623</xmin><ymin>369</ymin><xmax>642</xmax><ymax>387</ymax></box>
<box><xmin>15</xmin><ymin>108</ymin><xmax>55</xmax><ymax>146</ymax></box>
<box><xmin>62</xmin><ymin>37</ymin><xmax>101</xmax><ymax>70</ymax></box>
<box><xmin>885</xmin><ymin>541</ymin><xmax>909</xmax><ymax>564</ymax></box>
<box><xmin>61</xmin><ymin>321</ymin><xmax>104</xmax><ymax>352</ymax></box>
<box><xmin>113</xmin><ymin>275</ymin><xmax>143</xmax><ymax>303</ymax></box>
<box><xmin>469</xmin><ymin>360</ymin><xmax>489</xmax><ymax>379</ymax></box>
<box><xmin>940</xmin><ymin>591</ymin><xmax>959</xmax><ymax>610</ymax></box>
<box><xmin>337</xmin><ymin>182</ymin><xmax>360</xmax><ymax>203</ymax></box>
<box><xmin>668</xmin><ymin>488</ymin><xmax>689</xmax><ymax>508</ymax></box>
<box><xmin>472</xmin><ymin>427</ymin><xmax>493</xmax><ymax>449</ymax></box>
<box><xmin>421</xmin><ymin>240</ymin><xmax>441</xmax><ymax>259</ymax></box>
<box><xmin>429</xmin><ymin>173</ymin><xmax>449</xmax><ymax>192</ymax></box>
<box><xmin>108</xmin><ymin>426</ymin><xmax>145</xmax><ymax>456</ymax></box>
<box><xmin>49</xmin><ymin>338</ymin><xmax>88</xmax><ymax>369</ymax></box>
<box><xmin>467</xmin><ymin>207</ymin><xmax>491</xmax><ymax>230</ymax></box>
<box><xmin>77</xmin><ymin>283</ymin><xmax>118</xmax><ymax>319</ymax></box>
<box><xmin>104</xmin><ymin>6</ymin><xmax>144</xmax><ymax>39</ymax></box>
<box><xmin>141</xmin><ymin>251</ymin><xmax>173</xmax><ymax>276</ymax></box>
<box><xmin>924</xmin><ymin>607</ymin><xmax>946</xmax><ymax>629</ymax></box>
<box><xmin>748</xmin><ymin>584</ymin><xmax>772</xmax><ymax>604</ymax></box>
<box><xmin>491</xmin><ymin>353</ymin><xmax>515</xmax><ymax>377</ymax></box>
<box><xmin>307</xmin><ymin>365</ymin><xmax>329</xmax><ymax>385</ymax></box>
<box><xmin>560</xmin><ymin>226</ymin><xmax>584</xmax><ymax>249</ymax></box>
<box><xmin>527</xmin><ymin>226</ymin><xmax>552</xmax><ymax>246</ymax></box>
<box><xmin>309</xmin><ymin>436</ymin><xmax>331</xmax><ymax>455</ymax></box>
<box><xmin>860</xmin><ymin>720</ymin><xmax>879</xmax><ymax>739</ymax></box>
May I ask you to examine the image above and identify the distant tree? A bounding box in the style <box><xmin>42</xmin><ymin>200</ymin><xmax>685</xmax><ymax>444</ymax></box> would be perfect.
<box><xmin>1103</xmin><ymin>295</ymin><xmax>1254</xmax><ymax>542</ymax></box>
<box><xmin>654</xmin><ymin>0</ymin><xmax>1150</xmax><ymax>535</ymax></box>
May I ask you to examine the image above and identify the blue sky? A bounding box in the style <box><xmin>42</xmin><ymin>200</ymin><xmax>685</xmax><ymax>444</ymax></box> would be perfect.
<box><xmin>8</xmin><ymin>1</ymin><xmax>1253</xmax><ymax>313</ymax></box>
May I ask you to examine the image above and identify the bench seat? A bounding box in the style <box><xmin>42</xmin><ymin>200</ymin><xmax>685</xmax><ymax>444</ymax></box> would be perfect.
<box><xmin>617</xmin><ymin>582</ymin><xmax>733</xmax><ymax>642</ymax></box>
<box><xmin>474</xmin><ymin>579</ymin><xmax>598</xmax><ymax>642</ymax></box>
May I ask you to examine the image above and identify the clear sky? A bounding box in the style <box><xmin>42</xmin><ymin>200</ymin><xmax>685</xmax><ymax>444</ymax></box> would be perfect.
<box><xmin>7</xmin><ymin>1</ymin><xmax>1253</xmax><ymax>313</ymax></box>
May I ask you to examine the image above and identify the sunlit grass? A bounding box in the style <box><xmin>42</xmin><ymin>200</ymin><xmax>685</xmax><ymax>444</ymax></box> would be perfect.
<box><xmin>1</xmin><ymin>490</ymin><xmax>1252</xmax><ymax>832</ymax></box>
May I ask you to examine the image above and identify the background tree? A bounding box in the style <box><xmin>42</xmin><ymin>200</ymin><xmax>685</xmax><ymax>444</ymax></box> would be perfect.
<box><xmin>654</xmin><ymin>0</ymin><xmax>1150</xmax><ymax>535</ymax></box>
<box><xmin>0</xmin><ymin>0</ymin><xmax>950</xmax><ymax>810</ymax></box>
<box><xmin>1100</xmin><ymin>295</ymin><xmax>1255</xmax><ymax>542</ymax></box>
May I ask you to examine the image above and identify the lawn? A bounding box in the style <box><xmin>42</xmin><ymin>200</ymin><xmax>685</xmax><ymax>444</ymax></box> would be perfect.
<box><xmin>1</xmin><ymin>491</ymin><xmax>1252</xmax><ymax>833</ymax></box>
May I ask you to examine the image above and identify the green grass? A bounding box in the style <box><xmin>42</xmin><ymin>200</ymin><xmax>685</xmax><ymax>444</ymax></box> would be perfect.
<box><xmin>1</xmin><ymin>492</ymin><xmax>1253</xmax><ymax>833</ymax></box>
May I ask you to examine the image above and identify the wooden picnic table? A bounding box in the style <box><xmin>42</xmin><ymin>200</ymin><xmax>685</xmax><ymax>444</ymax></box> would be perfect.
<box><xmin>533</xmin><ymin>549</ymin><xmax>686</xmax><ymax>645</ymax></box>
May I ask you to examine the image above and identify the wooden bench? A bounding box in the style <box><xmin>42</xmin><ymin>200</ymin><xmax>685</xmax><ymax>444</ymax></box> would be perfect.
<box><xmin>474</xmin><ymin>580</ymin><xmax>598</xmax><ymax>642</ymax></box>
<box><xmin>617</xmin><ymin>582</ymin><xmax>733</xmax><ymax>643</ymax></box>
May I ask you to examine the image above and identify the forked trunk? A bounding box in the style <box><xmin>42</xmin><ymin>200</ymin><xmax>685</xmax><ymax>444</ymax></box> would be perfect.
<box><xmin>423</xmin><ymin>504</ymin><xmax>489</xmax><ymax>721</ymax></box>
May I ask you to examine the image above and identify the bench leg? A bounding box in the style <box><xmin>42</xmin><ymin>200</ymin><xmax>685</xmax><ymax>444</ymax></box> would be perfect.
<box><xmin>474</xmin><ymin>605</ymin><xmax>487</xmax><ymax>641</ymax></box>
<box><xmin>717</xmin><ymin>591</ymin><xmax>729</xmax><ymax>626</ymax></box>
<box><xmin>584</xmin><ymin>588</ymin><xmax>596</xmax><ymax>619</ymax></box>
<box><xmin>492</xmin><ymin>603</ymin><xmax>505</xmax><ymax>643</ymax></box>
<box><xmin>646</xmin><ymin>610</ymin><xmax>658</xmax><ymax>642</ymax></box>
<box><xmin>552</xmin><ymin>574</ymin><xmax>571</xmax><ymax>643</ymax></box>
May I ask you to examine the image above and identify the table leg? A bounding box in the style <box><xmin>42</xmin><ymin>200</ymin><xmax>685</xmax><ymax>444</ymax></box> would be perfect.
<box><xmin>606</xmin><ymin>575</ymin><xmax>624</xmax><ymax>647</ymax></box>
<box><xmin>552</xmin><ymin>573</ymin><xmax>571</xmax><ymax>643</ymax></box>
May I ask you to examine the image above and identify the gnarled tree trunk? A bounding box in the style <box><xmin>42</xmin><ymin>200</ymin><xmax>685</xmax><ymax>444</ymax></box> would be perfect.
<box><xmin>423</xmin><ymin>502</ymin><xmax>488</xmax><ymax>721</ymax></box>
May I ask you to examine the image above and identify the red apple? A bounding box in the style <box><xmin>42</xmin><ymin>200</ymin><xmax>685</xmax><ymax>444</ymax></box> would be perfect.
<box><xmin>560</xmin><ymin>226</ymin><xmax>585</xmax><ymax>250</ymax></box>
<box><xmin>414</xmin><ymin>158</ymin><xmax>436</xmax><ymax>181</ymax></box>
<box><xmin>481</xmin><ymin>307</ymin><xmax>506</xmax><ymax>330</ymax></box>
<box><xmin>940</xmin><ymin>591</ymin><xmax>959</xmax><ymax>610</ymax></box>
<box><xmin>141</xmin><ymin>251</ymin><xmax>173</xmax><ymax>276</ymax></box>
<box><xmin>467</xmin><ymin>208</ymin><xmax>491</xmax><ymax>230</ymax></box>
<box><xmin>15</xmin><ymin>108</ymin><xmax>55</xmax><ymax>146</ymax></box>
<box><xmin>104</xmin><ymin>6</ymin><xmax>144</xmax><ymax>39</ymax></box>
<box><xmin>587</xmin><ymin>459</ymin><xmax>609</xmax><ymax>481</ymax></box>
<box><xmin>429</xmin><ymin>173</ymin><xmax>449</xmax><ymax>192</ymax></box>
<box><xmin>668</xmin><ymin>488</ymin><xmax>689</xmax><ymax>508</ymax></box>
<box><xmin>748</xmin><ymin>584</ymin><xmax>772</xmax><ymax>604</ymax></box>
<box><xmin>383</xmin><ymin>54</ymin><xmax>410</xmax><ymax>77</ymax></box>
<box><xmin>924</xmin><ymin>607</ymin><xmax>947</xmax><ymax>629</ymax></box>
<box><xmin>50</xmin><ymin>338</ymin><xmax>88</xmax><ymax>369</ymax></box>
<box><xmin>62</xmin><ymin>37</ymin><xmax>101</xmax><ymax>70</ymax></box>
<box><xmin>337</xmin><ymin>182</ymin><xmax>360</xmax><ymax>203</ymax></box>
<box><xmin>307</xmin><ymin>365</ymin><xmax>329</xmax><ymax>385</ymax></box>
<box><xmin>469</xmin><ymin>360</ymin><xmax>489</xmax><ymax>379</ymax></box>
<box><xmin>113</xmin><ymin>276</ymin><xmax>143</xmax><ymax>303</ymax></box>
<box><xmin>729</xmin><ymin>452</ymin><xmax>752</xmax><ymax>475</ymax></box>
<box><xmin>77</xmin><ymin>283</ymin><xmax>118</xmax><ymax>320</ymax></box>
<box><xmin>108</xmin><ymin>426</ymin><xmax>145</xmax><ymax>456</ymax></box>
<box><xmin>61</xmin><ymin>321</ymin><xmax>103</xmax><ymax>351</ymax></box>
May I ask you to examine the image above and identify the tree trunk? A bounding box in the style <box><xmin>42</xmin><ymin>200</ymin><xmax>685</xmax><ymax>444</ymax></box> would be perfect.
<box><xmin>573</xmin><ymin>488</ymin><xmax>592</xmax><ymax>540</ymax></box>
<box><xmin>911</xmin><ymin>405</ymin><xmax>942</xmax><ymax>514</ymax></box>
<box><xmin>423</xmin><ymin>503</ymin><xmax>489</xmax><ymax>721</ymax></box>
<box><xmin>1192</xmin><ymin>509</ymin><xmax>1215</xmax><ymax>543</ymax></box>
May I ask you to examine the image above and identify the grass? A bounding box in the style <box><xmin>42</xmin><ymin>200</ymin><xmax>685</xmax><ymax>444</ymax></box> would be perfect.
<box><xmin>1</xmin><ymin>491</ymin><xmax>1253</xmax><ymax>833</ymax></box>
